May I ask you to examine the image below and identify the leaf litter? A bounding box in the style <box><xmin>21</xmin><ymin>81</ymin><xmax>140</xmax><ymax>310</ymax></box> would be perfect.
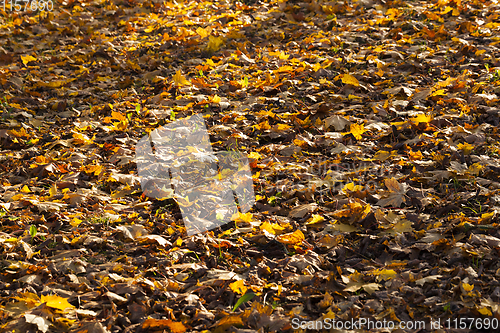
<box><xmin>1</xmin><ymin>0</ymin><xmax>500</xmax><ymax>331</ymax></box>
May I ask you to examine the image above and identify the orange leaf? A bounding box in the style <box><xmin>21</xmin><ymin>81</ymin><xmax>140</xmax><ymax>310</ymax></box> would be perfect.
<box><xmin>277</xmin><ymin>230</ymin><xmax>304</xmax><ymax>245</ymax></box>
<box><xmin>142</xmin><ymin>318</ymin><xmax>186</xmax><ymax>333</ymax></box>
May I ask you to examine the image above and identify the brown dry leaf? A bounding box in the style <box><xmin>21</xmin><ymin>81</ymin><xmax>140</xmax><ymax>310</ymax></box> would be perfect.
<box><xmin>288</xmin><ymin>203</ymin><xmax>318</xmax><ymax>219</ymax></box>
<box><xmin>377</xmin><ymin>178</ymin><xmax>408</xmax><ymax>207</ymax></box>
<box><xmin>415</xmin><ymin>275</ymin><xmax>442</xmax><ymax>286</ymax></box>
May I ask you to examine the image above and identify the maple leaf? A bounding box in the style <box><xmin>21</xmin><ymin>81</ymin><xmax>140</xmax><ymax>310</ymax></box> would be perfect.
<box><xmin>40</xmin><ymin>295</ymin><xmax>74</xmax><ymax>311</ymax></box>
<box><xmin>377</xmin><ymin>178</ymin><xmax>408</xmax><ymax>207</ymax></box>
<box><xmin>457</xmin><ymin>142</ymin><xmax>474</xmax><ymax>155</ymax></box>
<box><xmin>206</xmin><ymin>35</ymin><xmax>224</xmax><ymax>52</ymax></box>
<box><xmin>173</xmin><ymin>70</ymin><xmax>191</xmax><ymax>86</ymax></box>
<box><xmin>344</xmin><ymin>123</ymin><xmax>365</xmax><ymax>140</ymax></box>
<box><xmin>229</xmin><ymin>280</ymin><xmax>248</xmax><ymax>295</ymax></box>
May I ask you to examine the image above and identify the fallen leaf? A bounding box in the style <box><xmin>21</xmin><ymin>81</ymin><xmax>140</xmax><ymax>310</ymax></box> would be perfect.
<box><xmin>341</xmin><ymin>74</ymin><xmax>359</xmax><ymax>86</ymax></box>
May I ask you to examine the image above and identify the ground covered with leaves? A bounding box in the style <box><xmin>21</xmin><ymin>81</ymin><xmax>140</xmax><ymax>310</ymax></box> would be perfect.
<box><xmin>1</xmin><ymin>0</ymin><xmax>500</xmax><ymax>332</ymax></box>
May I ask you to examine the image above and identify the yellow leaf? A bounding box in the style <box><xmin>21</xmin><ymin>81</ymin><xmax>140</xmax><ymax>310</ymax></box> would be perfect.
<box><xmin>210</xmin><ymin>95</ymin><xmax>221</xmax><ymax>103</ymax></box>
<box><xmin>215</xmin><ymin>316</ymin><xmax>244</xmax><ymax>329</ymax></box>
<box><xmin>11</xmin><ymin>194</ymin><xmax>24</xmax><ymax>201</ymax></box>
<box><xmin>277</xmin><ymin>230</ymin><xmax>304</xmax><ymax>245</ymax></box>
<box><xmin>255</xmin><ymin>120</ymin><xmax>271</xmax><ymax>131</ymax></box>
<box><xmin>410</xmin><ymin>114</ymin><xmax>432</xmax><ymax>124</ymax></box>
<box><xmin>373</xmin><ymin>269</ymin><xmax>397</xmax><ymax>281</ymax></box>
<box><xmin>207</xmin><ymin>35</ymin><xmax>224</xmax><ymax>53</ymax></box>
<box><xmin>72</xmin><ymin>132</ymin><xmax>93</xmax><ymax>145</ymax></box>
<box><xmin>21</xmin><ymin>54</ymin><xmax>37</xmax><ymax>65</ymax></box>
<box><xmin>462</xmin><ymin>282</ymin><xmax>474</xmax><ymax>292</ymax></box>
<box><xmin>260</xmin><ymin>221</ymin><xmax>276</xmax><ymax>235</ymax></box>
<box><xmin>81</xmin><ymin>165</ymin><xmax>103</xmax><ymax>176</ymax></box>
<box><xmin>275</xmin><ymin>124</ymin><xmax>292</xmax><ymax>131</ymax></box>
<box><xmin>14</xmin><ymin>291</ymin><xmax>40</xmax><ymax>308</ymax></box>
<box><xmin>269</xmin><ymin>50</ymin><xmax>289</xmax><ymax>60</ymax></box>
<box><xmin>348</xmin><ymin>123</ymin><xmax>365</xmax><ymax>140</ymax></box>
<box><xmin>173</xmin><ymin>70</ymin><xmax>191</xmax><ymax>86</ymax></box>
<box><xmin>306</xmin><ymin>214</ymin><xmax>325</xmax><ymax>225</ymax></box>
<box><xmin>55</xmin><ymin>317</ymin><xmax>76</xmax><ymax>328</ymax></box>
<box><xmin>104</xmin><ymin>111</ymin><xmax>129</xmax><ymax>132</ymax></box>
<box><xmin>229</xmin><ymin>280</ymin><xmax>247</xmax><ymax>295</ymax></box>
<box><xmin>390</xmin><ymin>220</ymin><xmax>413</xmax><ymax>234</ymax></box>
<box><xmin>431</xmin><ymin>89</ymin><xmax>446</xmax><ymax>97</ymax></box>
<box><xmin>111</xmin><ymin>110</ymin><xmax>125</xmax><ymax>121</ymax></box>
<box><xmin>481</xmin><ymin>211</ymin><xmax>495</xmax><ymax>222</ymax></box>
<box><xmin>457</xmin><ymin>142</ymin><xmax>474</xmax><ymax>155</ymax></box>
<box><xmin>341</xmin><ymin>74</ymin><xmax>359</xmax><ymax>87</ymax></box>
<box><xmin>478</xmin><ymin>306</ymin><xmax>492</xmax><ymax>316</ymax></box>
<box><xmin>41</xmin><ymin>295</ymin><xmax>74</xmax><ymax>311</ymax></box>
<box><xmin>196</xmin><ymin>27</ymin><xmax>209</xmax><ymax>38</ymax></box>
<box><xmin>260</xmin><ymin>221</ymin><xmax>286</xmax><ymax>235</ymax></box>
<box><xmin>21</xmin><ymin>185</ymin><xmax>31</xmax><ymax>193</ymax></box>
<box><xmin>10</xmin><ymin>127</ymin><xmax>29</xmax><ymax>138</ymax></box>
<box><xmin>247</xmin><ymin>152</ymin><xmax>261</xmax><ymax>160</ymax></box>
<box><xmin>468</xmin><ymin>163</ymin><xmax>483</xmax><ymax>175</ymax></box>
<box><xmin>49</xmin><ymin>184</ymin><xmax>57</xmax><ymax>197</ymax></box>
<box><xmin>232</xmin><ymin>212</ymin><xmax>253</xmax><ymax>223</ymax></box>
<box><xmin>70</xmin><ymin>217</ymin><xmax>82</xmax><ymax>227</ymax></box>
<box><xmin>343</xmin><ymin>182</ymin><xmax>364</xmax><ymax>193</ymax></box>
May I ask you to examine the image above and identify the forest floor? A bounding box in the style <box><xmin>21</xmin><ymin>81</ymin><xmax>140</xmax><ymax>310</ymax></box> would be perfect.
<box><xmin>1</xmin><ymin>0</ymin><xmax>500</xmax><ymax>332</ymax></box>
